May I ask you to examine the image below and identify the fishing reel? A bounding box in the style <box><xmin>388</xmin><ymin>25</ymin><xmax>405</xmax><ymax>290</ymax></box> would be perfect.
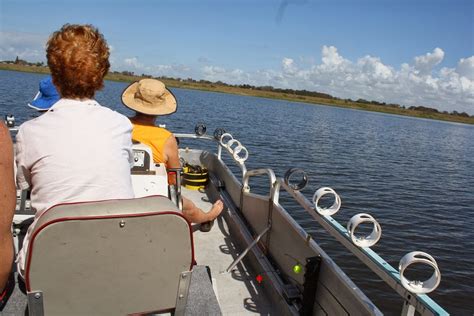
<box><xmin>195</xmin><ymin>123</ymin><xmax>207</xmax><ymax>136</ymax></box>
<box><xmin>283</xmin><ymin>168</ymin><xmax>308</xmax><ymax>191</ymax></box>
<box><xmin>213</xmin><ymin>128</ymin><xmax>226</xmax><ymax>141</ymax></box>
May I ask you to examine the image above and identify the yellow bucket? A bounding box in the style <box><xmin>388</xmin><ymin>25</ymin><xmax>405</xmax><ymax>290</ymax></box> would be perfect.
<box><xmin>182</xmin><ymin>165</ymin><xmax>208</xmax><ymax>190</ymax></box>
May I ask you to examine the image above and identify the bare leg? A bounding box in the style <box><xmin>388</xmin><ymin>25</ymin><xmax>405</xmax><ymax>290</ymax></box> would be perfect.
<box><xmin>181</xmin><ymin>197</ymin><xmax>223</xmax><ymax>224</ymax></box>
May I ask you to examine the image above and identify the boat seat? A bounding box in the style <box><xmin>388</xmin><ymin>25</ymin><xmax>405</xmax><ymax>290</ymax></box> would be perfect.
<box><xmin>23</xmin><ymin>196</ymin><xmax>204</xmax><ymax>315</ymax></box>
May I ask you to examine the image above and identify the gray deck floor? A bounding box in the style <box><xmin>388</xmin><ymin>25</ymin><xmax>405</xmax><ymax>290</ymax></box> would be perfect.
<box><xmin>183</xmin><ymin>187</ymin><xmax>274</xmax><ymax>315</ymax></box>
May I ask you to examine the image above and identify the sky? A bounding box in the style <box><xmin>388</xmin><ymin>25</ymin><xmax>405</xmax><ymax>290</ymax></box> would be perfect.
<box><xmin>1</xmin><ymin>0</ymin><xmax>473</xmax><ymax>114</ymax></box>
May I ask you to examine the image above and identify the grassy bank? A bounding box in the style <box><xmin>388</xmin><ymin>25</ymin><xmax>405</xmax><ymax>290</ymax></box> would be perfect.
<box><xmin>2</xmin><ymin>63</ymin><xmax>473</xmax><ymax>125</ymax></box>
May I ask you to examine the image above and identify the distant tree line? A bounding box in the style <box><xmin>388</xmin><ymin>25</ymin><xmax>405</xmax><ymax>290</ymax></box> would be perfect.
<box><xmin>0</xmin><ymin>57</ymin><xmax>45</xmax><ymax>67</ymax></box>
<box><xmin>108</xmin><ymin>70</ymin><xmax>474</xmax><ymax>118</ymax></box>
<box><xmin>3</xmin><ymin>59</ymin><xmax>471</xmax><ymax>118</ymax></box>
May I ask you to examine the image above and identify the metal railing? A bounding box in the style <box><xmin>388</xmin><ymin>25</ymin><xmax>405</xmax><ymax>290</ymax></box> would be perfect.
<box><xmin>175</xmin><ymin>129</ymin><xmax>448</xmax><ymax>315</ymax></box>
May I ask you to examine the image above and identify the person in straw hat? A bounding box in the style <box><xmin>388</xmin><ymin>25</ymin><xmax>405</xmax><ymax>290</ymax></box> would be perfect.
<box><xmin>122</xmin><ymin>78</ymin><xmax>223</xmax><ymax>224</ymax></box>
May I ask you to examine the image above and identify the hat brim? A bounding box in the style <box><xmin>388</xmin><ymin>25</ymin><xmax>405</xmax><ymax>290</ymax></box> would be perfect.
<box><xmin>121</xmin><ymin>81</ymin><xmax>177</xmax><ymax>116</ymax></box>
<box><xmin>28</xmin><ymin>94</ymin><xmax>60</xmax><ymax>111</ymax></box>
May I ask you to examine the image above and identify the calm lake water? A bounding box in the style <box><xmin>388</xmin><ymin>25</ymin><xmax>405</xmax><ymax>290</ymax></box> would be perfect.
<box><xmin>1</xmin><ymin>70</ymin><xmax>473</xmax><ymax>314</ymax></box>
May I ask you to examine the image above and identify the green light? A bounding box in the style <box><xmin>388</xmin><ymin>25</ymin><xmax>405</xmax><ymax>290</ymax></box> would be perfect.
<box><xmin>293</xmin><ymin>264</ymin><xmax>302</xmax><ymax>274</ymax></box>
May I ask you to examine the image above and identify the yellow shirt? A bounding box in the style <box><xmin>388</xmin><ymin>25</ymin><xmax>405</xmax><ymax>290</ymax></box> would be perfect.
<box><xmin>131</xmin><ymin>123</ymin><xmax>172</xmax><ymax>164</ymax></box>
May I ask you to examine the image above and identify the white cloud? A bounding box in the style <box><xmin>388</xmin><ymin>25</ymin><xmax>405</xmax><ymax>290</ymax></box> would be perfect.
<box><xmin>282</xmin><ymin>58</ymin><xmax>297</xmax><ymax>75</ymax></box>
<box><xmin>192</xmin><ymin>46</ymin><xmax>474</xmax><ymax>114</ymax></box>
<box><xmin>456</xmin><ymin>56</ymin><xmax>474</xmax><ymax>80</ymax></box>
<box><xmin>156</xmin><ymin>64</ymin><xmax>191</xmax><ymax>74</ymax></box>
<box><xmin>321</xmin><ymin>46</ymin><xmax>348</xmax><ymax>68</ymax></box>
<box><xmin>203</xmin><ymin>65</ymin><xmax>226</xmax><ymax>76</ymax></box>
<box><xmin>124</xmin><ymin>57</ymin><xmax>143</xmax><ymax>69</ymax></box>
<box><xmin>83</xmin><ymin>47</ymin><xmax>474</xmax><ymax>115</ymax></box>
<box><xmin>118</xmin><ymin>57</ymin><xmax>191</xmax><ymax>78</ymax></box>
<box><xmin>357</xmin><ymin>56</ymin><xmax>394</xmax><ymax>81</ymax></box>
<box><xmin>413</xmin><ymin>47</ymin><xmax>444</xmax><ymax>75</ymax></box>
<box><xmin>202</xmin><ymin>65</ymin><xmax>250</xmax><ymax>83</ymax></box>
<box><xmin>0</xmin><ymin>31</ymin><xmax>47</xmax><ymax>61</ymax></box>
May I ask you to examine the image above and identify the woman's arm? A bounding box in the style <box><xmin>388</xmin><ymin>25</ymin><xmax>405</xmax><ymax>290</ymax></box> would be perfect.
<box><xmin>163</xmin><ymin>135</ymin><xmax>180</xmax><ymax>185</ymax></box>
<box><xmin>0</xmin><ymin>123</ymin><xmax>15</xmax><ymax>291</ymax></box>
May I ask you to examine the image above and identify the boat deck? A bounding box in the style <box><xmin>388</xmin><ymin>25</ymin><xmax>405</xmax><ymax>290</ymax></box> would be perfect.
<box><xmin>184</xmin><ymin>187</ymin><xmax>274</xmax><ymax>315</ymax></box>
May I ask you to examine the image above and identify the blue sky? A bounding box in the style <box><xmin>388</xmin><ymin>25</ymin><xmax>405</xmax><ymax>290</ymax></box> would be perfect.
<box><xmin>1</xmin><ymin>0</ymin><xmax>473</xmax><ymax>114</ymax></box>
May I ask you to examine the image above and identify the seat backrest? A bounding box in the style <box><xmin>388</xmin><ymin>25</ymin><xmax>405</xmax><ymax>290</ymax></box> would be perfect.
<box><xmin>131</xmin><ymin>143</ymin><xmax>169</xmax><ymax>197</ymax></box>
<box><xmin>25</xmin><ymin>196</ymin><xmax>194</xmax><ymax>315</ymax></box>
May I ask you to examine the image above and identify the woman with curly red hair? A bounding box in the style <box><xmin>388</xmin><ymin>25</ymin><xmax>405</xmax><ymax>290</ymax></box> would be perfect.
<box><xmin>46</xmin><ymin>24</ymin><xmax>110</xmax><ymax>99</ymax></box>
<box><xmin>15</xmin><ymin>24</ymin><xmax>135</xmax><ymax>277</ymax></box>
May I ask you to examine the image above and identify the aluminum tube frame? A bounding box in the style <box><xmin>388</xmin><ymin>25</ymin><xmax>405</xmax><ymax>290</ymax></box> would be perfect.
<box><xmin>225</xmin><ymin>225</ymin><xmax>271</xmax><ymax>273</ymax></box>
<box><xmin>242</xmin><ymin>168</ymin><xmax>281</xmax><ymax>251</ymax></box>
<box><xmin>175</xmin><ymin>132</ymin><xmax>248</xmax><ymax>179</ymax></box>
<box><xmin>242</xmin><ymin>169</ymin><xmax>279</xmax><ymax>204</ymax></box>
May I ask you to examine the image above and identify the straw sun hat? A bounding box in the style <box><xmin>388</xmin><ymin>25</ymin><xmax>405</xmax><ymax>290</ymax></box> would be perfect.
<box><xmin>121</xmin><ymin>79</ymin><xmax>177</xmax><ymax>115</ymax></box>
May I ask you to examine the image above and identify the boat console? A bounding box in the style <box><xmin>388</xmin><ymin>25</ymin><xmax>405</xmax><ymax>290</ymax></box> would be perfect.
<box><xmin>131</xmin><ymin>142</ymin><xmax>169</xmax><ymax>198</ymax></box>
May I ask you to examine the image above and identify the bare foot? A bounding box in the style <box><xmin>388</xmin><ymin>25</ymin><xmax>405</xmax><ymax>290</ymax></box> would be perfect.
<box><xmin>209</xmin><ymin>200</ymin><xmax>224</xmax><ymax>220</ymax></box>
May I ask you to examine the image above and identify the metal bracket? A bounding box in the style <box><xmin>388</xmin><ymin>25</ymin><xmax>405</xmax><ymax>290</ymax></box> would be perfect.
<box><xmin>225</xmin><ymin>225</ymin><xmax>271</xmax><ymax>273</ymax></box>
<box><xmin>19</xmin><ymin>190</ymin><xmax>28</xmax><ymax>213</ymax></box>
<box><xmin>401</xmin><ymin>301</ymin><xmax>415</xmax><ymax>316</ymax></box>
<box><xmin>301</xmin><ymin>256</ymin><xmax>322</xmax><ymax>316</ymax></box>
<box><xmin>167</xmin><ymin>167</ymin><xmax>183</xmax><ymax>210</ymax></box>
<box><xmin>27</xmin><ymin>291</ymin><xmax>44</xmax><ymax>316</ymax></box>
<box><xmin>282</xmin><ymin>284</ymin><xmax>300</xmax><ymax>302</ymax></box>
<box><xmin>174</xmin><ymin>271</ymin><xmax>192</xmax><ymax>316</ymax></box>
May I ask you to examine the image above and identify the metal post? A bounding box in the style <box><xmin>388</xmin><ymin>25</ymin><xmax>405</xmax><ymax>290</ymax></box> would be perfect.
<box><xmin>225</xmin><ymin>225</ymin><xmax>271</xmax><ymax>273</ymax></box>
<box><xmin>174</xmin><ymin>271</ymin><xmax>192</xmax><ymax>316</ymax></box>
<box><xmin>19</xmin><ymin>190</ymin><xmax>27</xmax><ymax>213</ymax></box>
<box><xmin>167</xmin><ymin>167</ymin><xmax>183</xmax><ymax>210</ymax></box>
<box><xmin>27</xmin><ymin>291</ymin><xmax>44</xmax><ymax>316</ymax></box>
<box><xmin>401</xmin><ymin>301</ymin><xmax>416</xmax><ymax>316</ymax></box>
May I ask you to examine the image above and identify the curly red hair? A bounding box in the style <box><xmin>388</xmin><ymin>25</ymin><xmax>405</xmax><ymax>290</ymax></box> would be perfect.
<box><xmin>47</xmin><ymin>24</ymin><xmax>110</xmax><ymax>99</ymax></box>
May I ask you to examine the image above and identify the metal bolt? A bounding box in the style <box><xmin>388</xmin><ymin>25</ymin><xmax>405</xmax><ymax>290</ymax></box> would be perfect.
<box><xmin>34</xmin><ymin>293</ymin><xmax>41</xmax><ymax>299</ymax></box>
<box><xmin>119</xmin><ymin>220</ymin><xmax>125</xmax><ymax>228</ymax></box>
<box><xmin>179</xmin><ymin>294</ymin><xmax>184</xmax><ymax>299</ymax></box>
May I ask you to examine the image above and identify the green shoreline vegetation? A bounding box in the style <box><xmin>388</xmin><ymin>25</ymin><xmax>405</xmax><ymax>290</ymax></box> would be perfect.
<box><xmin>2</xmin><ymin>60</ymin><xmax>473</xmax><ymax>125</ymax></box>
